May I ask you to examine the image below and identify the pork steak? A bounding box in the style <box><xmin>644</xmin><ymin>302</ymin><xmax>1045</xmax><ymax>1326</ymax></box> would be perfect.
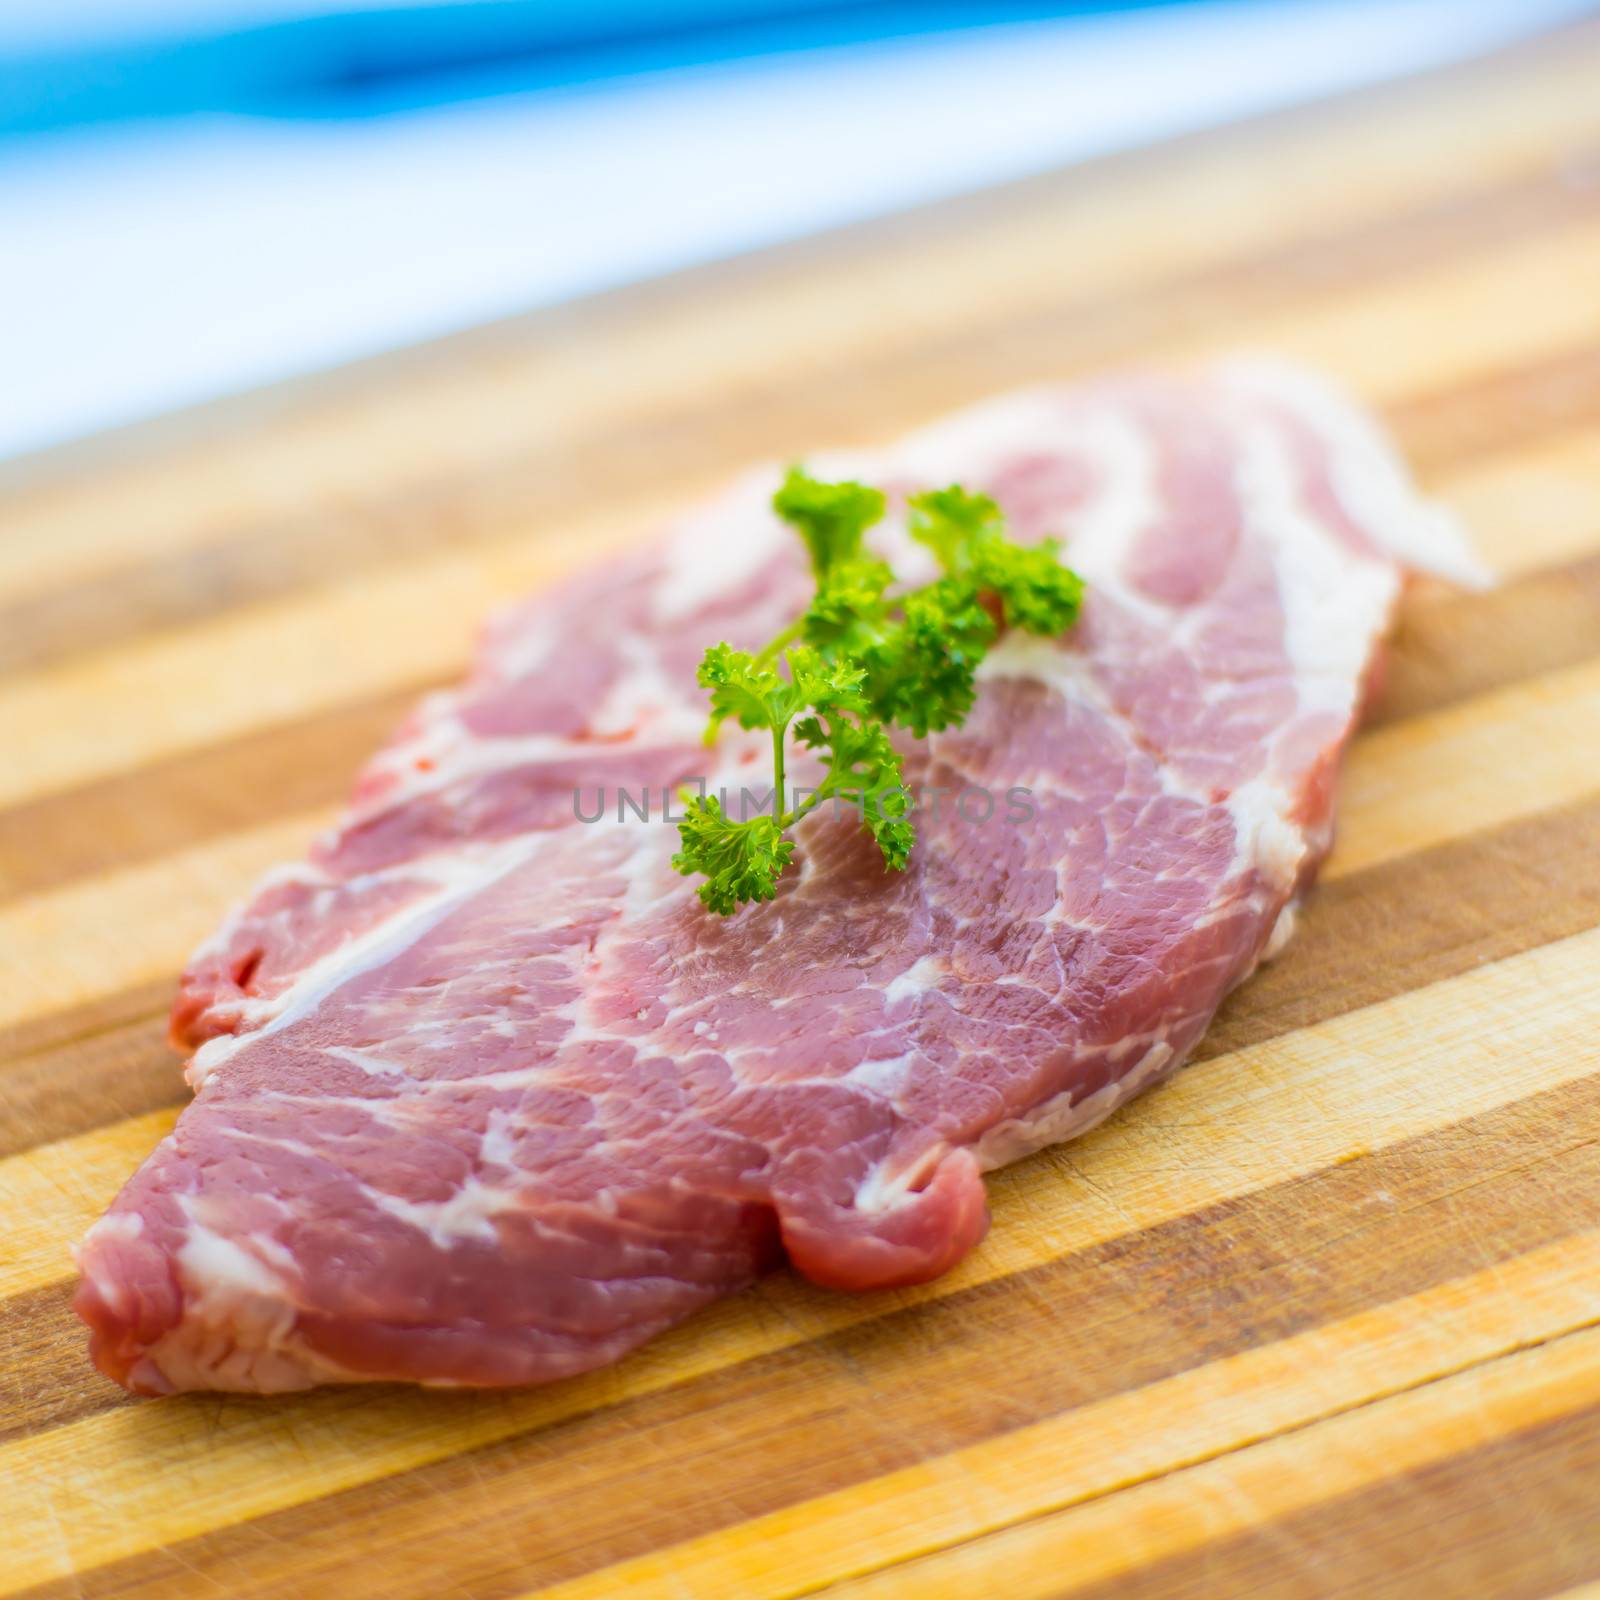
<box><xmin>76</xmin><ymin>362</ymin><xmax>1481</xmax><ymax>1393</ymax></box>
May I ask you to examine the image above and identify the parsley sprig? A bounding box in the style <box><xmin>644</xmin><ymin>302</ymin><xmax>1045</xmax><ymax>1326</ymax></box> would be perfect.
<box><xmin>672</xmin><ymin>468</ymin><xmax>1084</xmax><ymax>914</ymax></box>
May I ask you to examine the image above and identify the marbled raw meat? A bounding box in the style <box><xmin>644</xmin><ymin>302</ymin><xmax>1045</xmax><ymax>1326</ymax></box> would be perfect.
<box><xmin>76</xmin><ymin>362</ymin><xmax>1481</xmax><ymax>1394</ymax></box>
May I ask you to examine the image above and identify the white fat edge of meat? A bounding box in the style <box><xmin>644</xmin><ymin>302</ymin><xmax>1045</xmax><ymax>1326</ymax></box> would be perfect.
<box><xmin>1221</xmin><ymin>356</ymin><xmax>1490</xmax><ymax>587</ymax></box>
<box><xmin>1261</xmin><ymin>898</ymin><xmax>1300</xmax><ymax>961</ymax></box>
<box><xmin>161</xmin><ymin>1207</ymin><xmax>349</xmax><ymax>1390</ymax></box>
<box><xmin>1237</xmin><ymin>409</ymin><xmax>1402</xmax><ymax>721</ymax></box>
<box><xmin>970</xmin><ymin>1039</ymin><xmax>1176</xmax><ymax>1173</ymax></box>
<box><xmin>133</xmin><ymin>1335</ymin><xmax>335</xmax><ymax>1395</ymax></box>
<box><xmin>876</xmin><ymin>386</ymin><xmax>1075</xmax><ymax>493</ymax></box>
<box><xmin>187</xmin><ymin>832</ymin><xmax>559</xmax><ymax>1089</ymax></box>
<box><xmin>1219</xmin><ymin>776</ymin><xmax>1309</xmax><ymax>896</ymax></box>
<box><xmin>653</xmin><ymin>470</ymin><xmax>791</xmax><ymax>623</ymax></box>
<box><xmin>1051</xmin><ymin>406</ymin><xmax>1161</xmax><ymax>593</ymax></box>
<box><xmin>975</xmin><ymin>626</ymin><xmax>1115</xmax><ymax>716</ymax></box>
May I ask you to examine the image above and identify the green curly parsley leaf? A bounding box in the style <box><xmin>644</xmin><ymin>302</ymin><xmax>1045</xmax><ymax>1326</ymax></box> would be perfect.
<box><xmin>772</xmin><ymin>467</ymin><xmax>887</xmax><ymax>579</ymax></box>
<box><xmin>972</xmin><ymin>539</ymin><xmax>1085</xmax><ymax>636</ymax></box>
<box><xmin>672</xmin><ymin>797</ymin><xmax>794</xmax><ymax>916</ymax></box>
<box><xmin>857</xmin><ymin>577</ymin><xmax>996</xmax><ymax>738</ymax></box>
<box><xmin>906</xmin><ymin>484</ymin><xmax>1007</xmax><ymax>570</ymax></box>
<box><xmin>696</xmin><ymin>642</ymin><xmax>800</xmax><ymax>734</ymax></box>
<box><xmin>675</xmin><ymin>469</ymin><xmax>1084</xmax><ymax>914</ymax></box>
<box><xmin>910</xmin><ymin>483</ymin><xmax>1084</xmax><ymax>637</ymax></box>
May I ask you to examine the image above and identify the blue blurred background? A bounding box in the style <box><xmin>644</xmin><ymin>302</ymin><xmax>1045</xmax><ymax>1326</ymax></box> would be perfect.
<box><xmin>0</xmin><ymin>0</ymin><xmax>1590</xmax><ymax>460</ymax></box>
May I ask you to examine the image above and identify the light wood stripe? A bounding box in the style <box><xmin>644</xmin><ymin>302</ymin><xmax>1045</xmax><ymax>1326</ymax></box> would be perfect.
<box><xmin>529</xmin><ymin>1256</ymin><xmax>1600</xmax><ymax>1600</ymax></box>
<box><xmin>5</xmin><ymin>24</ymin><xmax>1598</xmax><ymax>605</ymax></box>
<box><xmin>808</xmin><ymin>1319</ymin><xmax>1600</xmax><ymax>1600</ymax></box>
<box><xmin>1438</xmin><ymin>423</ymin><xmax>1600</xmax><ymax>578</ymax></box>
<box><xmin>1171</xmin><ymin>218</ymin><xmax>1600</xmax><ymax>407</ymax></box>
<box><xmin>1</xmin><ymin>1111</ymin><xmax>179</xmax><ymax>1301</ymax></box>
<box><xmin>1324</xmin><ymin>656</ymin><xmax>1600</xmax><ymax>881</ymax></box>
<box><xmin>2</xmin><ymin>923</ymin><xmax>1596</xmax><ymax>1591</ymax></box>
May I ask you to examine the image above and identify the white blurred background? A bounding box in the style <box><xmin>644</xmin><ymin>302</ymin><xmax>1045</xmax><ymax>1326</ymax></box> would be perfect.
<box><xmin>1</xmin><ymin>0</ymin><xmax>1592</xmax><ymax>461</ymax></box>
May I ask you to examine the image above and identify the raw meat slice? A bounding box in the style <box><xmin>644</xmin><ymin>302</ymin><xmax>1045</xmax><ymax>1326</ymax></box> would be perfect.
<box><xmin>76</xmin><ymin>361</ymin><xmax>1481</xmax><ymax>1394</ymax></box>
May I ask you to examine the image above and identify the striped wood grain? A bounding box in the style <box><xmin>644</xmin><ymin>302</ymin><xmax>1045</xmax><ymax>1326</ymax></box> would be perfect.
<box><xmin>3</xmin><ymin>18</ymin><xmax>1600</xmax><ymax>1599</ymax></box>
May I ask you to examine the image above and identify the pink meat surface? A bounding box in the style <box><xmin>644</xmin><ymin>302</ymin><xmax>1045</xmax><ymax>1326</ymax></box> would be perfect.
<box><xmin>76</xmin><ymin>362</ymin><xmax>1480</xmax><ymax>1394</ymax></box>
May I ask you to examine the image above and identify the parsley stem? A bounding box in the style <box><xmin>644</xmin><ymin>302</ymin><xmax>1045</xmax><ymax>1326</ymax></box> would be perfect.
<box><xmin>772</xmin><ymin>721</ymin><xmax>787</xmax><ymax>820</ymax></box>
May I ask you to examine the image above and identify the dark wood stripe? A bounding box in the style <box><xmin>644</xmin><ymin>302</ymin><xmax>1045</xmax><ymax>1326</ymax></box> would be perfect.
<box><xmin>0</xmin><ymin>1010</ymin><xmax>175</xmax><ymax>1161</ymax></box>
<box><xmin>1053</xmin><ymin>1400</ymin><xmax>1600</xmax><ymax>1600</ymax></box>
<box><xmin>0</xmin><ymin>979</ymin><xmax>171</xmax><ymax>1080</ymax></box>
<box><xmin>1392</xmin><ymin>342</ymin><xmax>1600</xmax><ymax>479</ymax></box>
<box><xmin>5</xmin><ymin>536</ymin><xmax>1597</xmax><ymax>917</ymax></box>
<box><xmin>2</xmin><ymin>160</ymin><xmax>1597</xmax><ymax>679</ymax></box>
<box><xmin>1366</xmin><ymin>549</ymin><xmax>1600</xmax><ymax>730</ymax></box>
<box><xmin>19</xmin><ymin>1067</ymin><xmax>1600</xmax><ymax>1600</ymax></box>
<box><xmin>1197</xmin><ymin>789</ymin><xmax>1600</xmax><ymax>1063</ymax></box>
<box><xmin>0</xmin><ymin>1285</ymin><xmax>138</xmax><ymax>1445</ymax></box>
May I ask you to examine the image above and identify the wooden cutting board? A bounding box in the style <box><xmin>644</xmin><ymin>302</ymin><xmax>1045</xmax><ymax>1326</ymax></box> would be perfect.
<box><xmin>4</xmin><ymin>18</ymin><xmax>1600</xmax><ymax>1598</ymax></box>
